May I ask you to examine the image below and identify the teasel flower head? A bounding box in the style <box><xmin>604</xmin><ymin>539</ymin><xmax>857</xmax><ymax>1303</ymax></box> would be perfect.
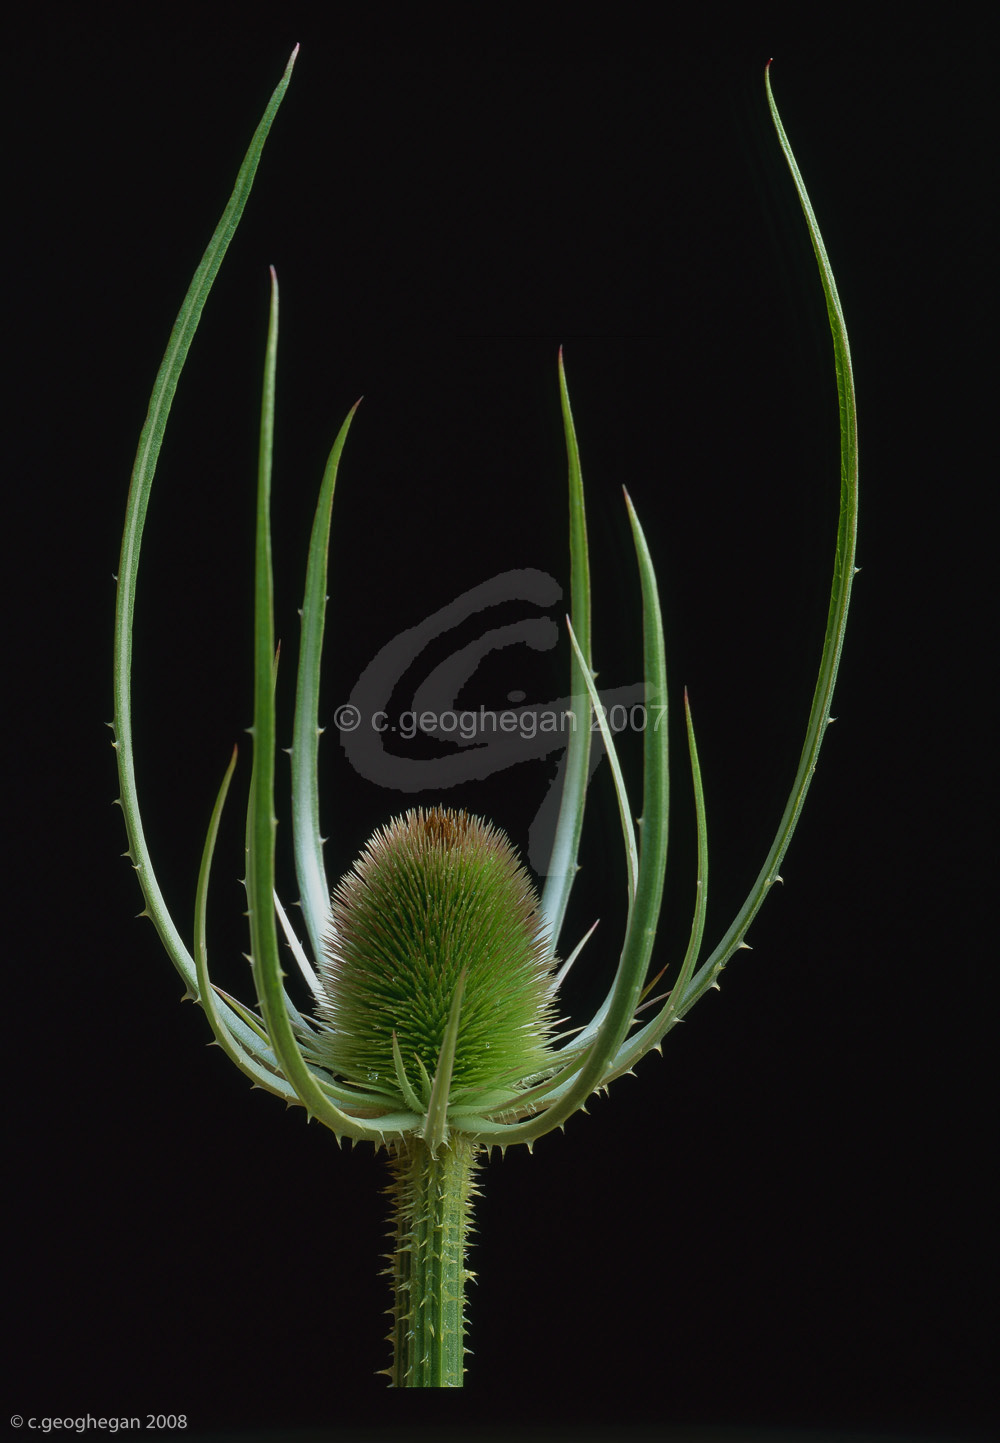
<box><xmin>313</xmin><ymin>808</ymin><xmax>560</xmax><ymax>1120</ymax></box>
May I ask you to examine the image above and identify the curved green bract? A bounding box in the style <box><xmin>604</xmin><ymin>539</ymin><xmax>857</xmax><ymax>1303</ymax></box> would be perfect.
<box><xmin>292</xmin><ymin>404</ymin><xmax>360</xmax><ymax>962</ymax></box>
<box><xmin>111</xmin><ymin>47</ymin><xmax>299</xmax><ymax>1079</ymax></box>
<box><xmin>643</xmin><ymin>59</ymin><xmax>860</xmax><ymax>1038</ymax></box>
<box><xmin>539</xmin><ymin>351</ymin><xmax>593</xmax><ymax>954</ymax></box>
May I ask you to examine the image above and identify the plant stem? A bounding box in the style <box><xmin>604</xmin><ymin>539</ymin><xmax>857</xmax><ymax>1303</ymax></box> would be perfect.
<box><xmin>384</xmin><ymin>1134</ymin><xmax>480</xmax><ymax>1387</ymax></box>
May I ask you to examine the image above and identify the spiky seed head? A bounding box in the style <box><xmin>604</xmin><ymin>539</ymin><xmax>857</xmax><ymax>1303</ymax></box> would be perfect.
<box><xmin>314</xmin><ymin>808</ymin><xmax>559</xmax><ymax>1104</ymax></box>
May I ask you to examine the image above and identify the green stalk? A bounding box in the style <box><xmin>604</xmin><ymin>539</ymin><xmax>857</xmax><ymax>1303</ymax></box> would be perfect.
<box><xmin>384</xmin><ymin>1136</ymin><xmax>480</xmax><ymax>1387</ymax></box>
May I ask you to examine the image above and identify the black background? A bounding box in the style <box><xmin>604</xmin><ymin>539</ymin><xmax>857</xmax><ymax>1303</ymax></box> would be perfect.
<box><xmin>9</xmin><ymin>8</ymin><xmax>993</xmax><ymax>1443</ymax></box>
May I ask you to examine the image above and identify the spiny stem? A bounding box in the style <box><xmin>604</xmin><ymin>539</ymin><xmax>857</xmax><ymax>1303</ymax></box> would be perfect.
<box><xmin>384</xmin><ymin>1135</ymin><xmax>480</xmax><ymax>1387</ymax></box>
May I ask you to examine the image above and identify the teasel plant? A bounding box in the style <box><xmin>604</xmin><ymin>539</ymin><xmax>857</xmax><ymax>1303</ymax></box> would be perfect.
<box><xmin>112</xmin><ymin>47</ymin><xmax>858</xmax><ymax>1389</ymax></box>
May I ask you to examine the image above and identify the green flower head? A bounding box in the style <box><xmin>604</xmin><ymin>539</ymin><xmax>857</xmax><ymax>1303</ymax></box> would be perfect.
<box><xmin>314</xmin><ymin>808</ymin><xmax>560</xmax><ymax>1113</ymax></box>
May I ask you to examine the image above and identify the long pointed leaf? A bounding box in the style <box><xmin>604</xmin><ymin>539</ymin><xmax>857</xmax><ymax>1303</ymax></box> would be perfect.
<box><xmin>671</xmin><ymin>62</ymin><xmax>860</xmax><ymax>1015</ymax></box>
<box><xmin>292</xmin><ymin>404</ymin><xmax>360</xmax><ymax>960</ymax></box>
<box><xmin>111</xmin><ymin>49</ymin><xmax>298</xmax><ymax>1076</ymax></box>
<box><xmin>540</xmin><ymin>350</ymin><xmax>593</xmax><ymax>954</ymax></box>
